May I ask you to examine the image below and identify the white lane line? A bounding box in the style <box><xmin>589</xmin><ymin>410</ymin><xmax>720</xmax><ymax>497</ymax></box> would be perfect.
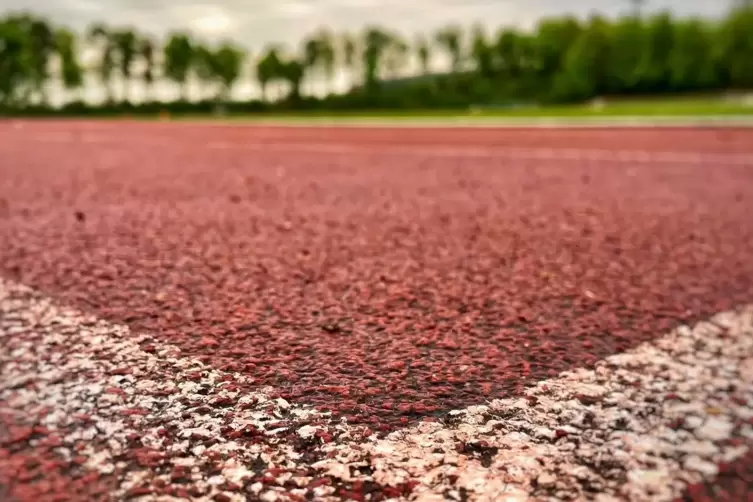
<box><xmin>204</xmin><ymin>142</ymin><xmax>753</xmax><ymax>167</ymax></box>
<box><xmin>0</xmin><ymin>280</ymin><xmax>335</xmax><ymax>502</ymax></box>
<box><xmin>195</xmin><ymin>117</ymin><xmax>753</xmax><ymax>128</ymax></box>
<box><xmin>3</xmin><ymin>132</ymin><xmax>753</xmax><ymax>166</ymax></box>
<box><xmin>6</xmin><ymin>116</ymin><xmax>753</xmax><ymax>129</ymax></box>
<box><xmin>1</xmin><ymin>277</ymin><xmax>752</xmax><ymax>502</ymax></box>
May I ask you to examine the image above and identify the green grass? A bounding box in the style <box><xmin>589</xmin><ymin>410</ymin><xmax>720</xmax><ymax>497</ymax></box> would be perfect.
<box><xmin>163</xmin><ymin>94</ymin><xmax>753</xmax><ymax>125</ymax></box>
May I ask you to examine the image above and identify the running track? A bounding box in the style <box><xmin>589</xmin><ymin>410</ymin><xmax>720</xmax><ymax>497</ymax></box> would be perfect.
<box><xmin>1</xmin><ymin>121</ymin><xmax>753</xmax><ymax>501</ymax></box>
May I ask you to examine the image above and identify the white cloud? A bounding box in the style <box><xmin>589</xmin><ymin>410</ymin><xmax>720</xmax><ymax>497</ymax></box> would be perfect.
<box><xmin>184</xmin><ymin>5</ymin><xmax>237</xmax><ymax>37</ymax></box>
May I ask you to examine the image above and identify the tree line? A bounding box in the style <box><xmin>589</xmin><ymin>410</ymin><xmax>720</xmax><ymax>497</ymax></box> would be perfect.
<box><xmin>1</xmin><ymin>6</ymin><xmax>752</xmax><ymax>115</ymax></box>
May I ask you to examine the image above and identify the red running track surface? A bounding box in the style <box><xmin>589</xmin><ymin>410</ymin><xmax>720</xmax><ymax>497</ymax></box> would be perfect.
<box><xmin>1</xmin><ymin>121</ymin><xmax>753</xmax><ymax>426</ymax></box>
<box><xmin>1</xmin><ymin>121</ymin><xmax>753</xmax><ymax>500</ymax></box>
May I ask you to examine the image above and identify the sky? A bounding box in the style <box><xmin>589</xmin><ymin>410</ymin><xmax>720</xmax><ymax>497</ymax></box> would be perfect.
<box><xmin>1</xmin><ymin>0</ymin><xmax>731</xmax><ymax>49</ymax></box>
<box><xmin>0</xmin><ymin>0</ymin><xmax>734</xmax><ymax>104</ymax></box>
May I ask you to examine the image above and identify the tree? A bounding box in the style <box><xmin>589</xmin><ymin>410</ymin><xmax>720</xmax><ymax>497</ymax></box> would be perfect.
<box><xmin>495</xmin><ymin>29</ymin><xmax>524</xmax><ymax>78</ymax></box>
<box><xmin>634</xmin><ymin>12</ymin><xmax>675</xmax><ymax>92</ymax></box>
<box><xmin>213</xmin><ymin>43</ymin><xmax>245</xmax><ymax>101</ymax></box>
<box><xmin>0</xmin><ymin>17</ymin><xmax>33</xmax><ymax>106</ymax></box>
<box><xmin>552</xmin><ymin>16</ymin><xmax>613</xmax><ymax>101</ymax></box>
<box><xmin>302</xmin><ymin>35</ymin><xmax>320</xmax><ymax>95</ymax></box>
<box><xmin>534</xmin><ymin>17</ymin><xmax>582</xmax><ymax>80</ymax></box>
<box><xmin>113</xmin><ymin>29</ymin><xmax>138</xmax><ymax>102</ymax></box>
<box><xmin>669</xmin><ymin>18</ymin><xmax>717</xmax><ymax>91</ymax></box>
<box><xmin>191</xmin><ymin>43</ymin><xmax>244</xmax><ymax>103</ymax></box>
<box><xmin>0</xmin><ymin>14</ymin><xmax>57</xmax><ymax>105</ymax></box>
<box><xmin>163</xmin><ymin>33</ymin><xmax>194</xmax><ymax>100</ymax></box>
<box><xmin>257</xmin><ymin>46</ymin><xmax>284</xmax><ymax>101</ymax></box>
<box><xmin>139</xmin><ymin>36</ymin><xmax>156</xmax><ymax>101</ymax></box>
<box><xmin>88</xmin><ymin>23</ymin><xmax>117</xmax><ymax>103</ymax></box>
<box><xmin>361</xmin><ymin>27</ymin><xmax>392</xmax><ymax>92</ymax></box>
<box><xmin>28</xmin><ymin>17</ymin><xmax>56</xmax><ymax>104</ymax></box>
<box><xmin>341</xmin><ymin>33</ymin><xmax>359</xmax><ymax>88</ymax></box>
<box><xmin>415</xmin><ymin>35</ymin><xmax>432</xmax><ymax>75</ymax></box>
<box><xmin>281</xmin><ymin>59</ymin><xmax>305</xmax><ymax>102</ymax></box>
<box><xmin>301</xmin><ymin>29</ymin><xmax>336</xmax><ymax>95</ymax></box>
<box><xmin>316</xmin><ymin>29</ymin><xmax>336</xmax><ymax>94</ymax></box>
<box><xmin>607</xmin><ymin>16</ymin><xmax>645</xmax><ymax>93</ymax></box>
<box><xmin>193</xmin><ymin>44</ymin><xmax>216</xmax><ymax>100</ymax></box>
<box><xmin>470</xmin><ymin>24</ymin><xmax>493</xmax><ymax>78</ymax></box>
<box><xmin>383</xmin><ymin>35</ymin><xmax>408</xmax><ymax>79</ymax></box>
<box><xmin>56</xmin><ymin>27</ymin><xmax>84</xmax><ymax>102</ymax></box>
<box><xmin>435</xmin><ymin>25</ymin><xmax>464</xmax><ymax>72</ymax></box>
<box><xmin>715</xmin><ymin>5</ymin><xmax>753</xmax><ymax>88</ymax></box>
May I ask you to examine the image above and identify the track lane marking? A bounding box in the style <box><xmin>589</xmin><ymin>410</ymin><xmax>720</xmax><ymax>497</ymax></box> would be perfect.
<box><xmin>2</xmin><ymin>131</ymin><xmax>753</xmax><ymax>166</ymax></box>
<box><xmin>6</xmin><ymin>118</ymin><xmax>753</xmax><ymax>129</ymax></box>
<box><xmin>1</xmin><ymin>277</ymin><xmax>752</xmax><ymax>501</ymax></box>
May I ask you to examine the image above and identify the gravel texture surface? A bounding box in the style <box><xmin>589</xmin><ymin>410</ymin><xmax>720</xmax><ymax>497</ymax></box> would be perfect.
<box><xmin>2</xmin><ymin>123</ymin><xmax>752</xmax><ymax>428</ymax></box>
<box><xmin>1</xmin><ymin>122</ymin><xmax>753</xmax><ymax>500</ymax></box>
<box><xmin>2</xmin><ymin>278</ymin><xmax>752</xmax><ymax>502</ymax></box>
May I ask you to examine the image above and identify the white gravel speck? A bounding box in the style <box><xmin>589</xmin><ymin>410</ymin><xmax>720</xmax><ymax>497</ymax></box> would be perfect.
<box><xmin>683</xmin><ymin>455</ymin><xmax>719</xmax><ymax>477</ymax></box>
<box><xmin>696</xmin><ymin>417</ymin><xmax>735</xmax><ymax>441</ymax></box>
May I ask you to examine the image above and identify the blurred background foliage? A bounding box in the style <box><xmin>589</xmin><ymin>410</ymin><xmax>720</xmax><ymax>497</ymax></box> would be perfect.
<box><xmin>1</xmin><ymin>4</ymin><xmax>752</xmax><ymax>116</ymax></box>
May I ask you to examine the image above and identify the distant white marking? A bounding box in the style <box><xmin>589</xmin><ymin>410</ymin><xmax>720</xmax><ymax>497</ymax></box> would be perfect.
<box><xmin>1</xmin><ymin>278</ymin><xmax>752</xmax><ymax>501</ymax></box>
<box><xmin>205</xmin><ymin>141</ymin><xmax>753</xmax><ymax>166</ymax></box>
<box><xmin>7</xmin><ymin>129</ymin><xmax>751</xmax><ymax>167</ymax></box>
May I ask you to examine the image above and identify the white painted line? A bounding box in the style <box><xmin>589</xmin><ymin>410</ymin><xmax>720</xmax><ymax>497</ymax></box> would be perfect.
<box><xmin>4</xmin><ymin>131</ymin><xmax>753</xmax><ymax>166</ymax></box>
<box><xmin>7</xmin><ymin>116</ymin><xmax>753</xmax><ymax>130</ymax></box>
<box><xmin>197</xmin><ymin>116</ymin><xmax>753</xmax><ymax>128</ymax></box>
<box><xmin>1</xmin><ymin>277</ymin><xmax>752</xmax><ymax>501</ymax></box>
<box><xmin>204</xmin><ymin>142</ymin><xmax>753</xmax><ymax>167</ymax></box>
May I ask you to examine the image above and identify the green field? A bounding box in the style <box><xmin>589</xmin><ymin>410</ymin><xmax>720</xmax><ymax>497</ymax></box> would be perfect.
<box><xmin>169</xmin><ymin>95</ymin><xmax>753</xmax><ymax>126</ymax></box>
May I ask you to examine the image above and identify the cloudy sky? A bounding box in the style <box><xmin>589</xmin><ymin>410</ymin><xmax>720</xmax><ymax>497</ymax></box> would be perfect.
<box><xmin>1</xmin><ymin>0</ymin><xmax>732</xmax><ymax>49</ymax></box>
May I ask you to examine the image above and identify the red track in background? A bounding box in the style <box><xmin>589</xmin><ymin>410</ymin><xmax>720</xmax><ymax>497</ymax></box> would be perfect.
<box><xmin>2</xmin><ymin>122</ymin><xmax>752</xmax><ymax>429</ymax></box>
<box><xmin>6</xmin><ymin>119</ymin><xmax>753</xmax><ymax>154</ymax></box>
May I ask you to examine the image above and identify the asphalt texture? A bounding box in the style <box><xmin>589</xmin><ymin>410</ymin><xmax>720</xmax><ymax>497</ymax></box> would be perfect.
<box><xmin>1</xmin><ymin>121</ymin><xmax>752</xmax><ymax>501</ymax></box>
